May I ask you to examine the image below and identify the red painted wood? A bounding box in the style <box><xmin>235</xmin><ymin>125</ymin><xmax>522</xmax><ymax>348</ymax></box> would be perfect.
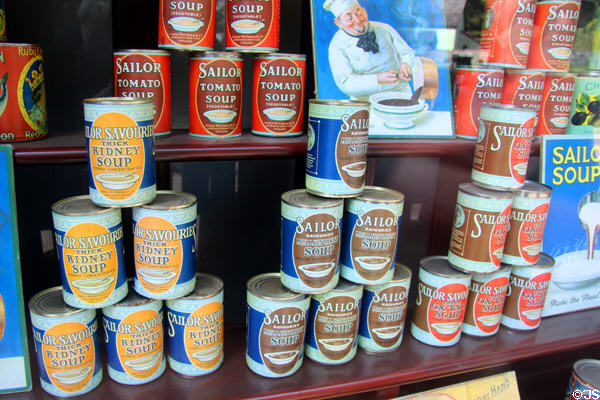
<box><xmin>11</xmin><ymin>308</ymin><xmax>600</xmax><ymax>400</ymax></box>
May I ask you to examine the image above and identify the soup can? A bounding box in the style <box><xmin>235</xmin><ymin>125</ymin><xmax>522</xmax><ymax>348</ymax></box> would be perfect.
<box><xmin>52</xmin><ymin>195</ymin><xmax>128</xmax><ymax>309</ymax></box>
<box><xmin>411</xmin><ymin>256</ymin><xmax>471</xmax><ymax>347</ymax></box>
<box><xmin>29</xmin><ymin>287</ymin><xmax>102</xmax><ymax>397</ymax></box>
<box><xmin>280</xmin><ymin>189</ymin><xmax>343</xmax><ymax>294</ymax></box>
<box><xmin>0</xmin><ymin>43</ymin><xmax>47</xmax><ymax>142</ymax></box>
<box><xmin>252</xmin><ymin>53</ymin><xmax>306</xmax><ymax>137</ymax></box>
<box><xmin>502</xmin><ymin>181</ymin><xmax>552</xmax><ymax>266</ymax></box>
<box><xmin>305</xmin><ymin>279</ymin><xmax>363</xmax><ymax>365</ymax></box>
<box><xmin>114</xmin><ymin>49</ymin><xmax>171</xmax><ymax>137</ymax></box>
<box><xmin>472</xmin><ymin>103</ymin><xmax>537</xmax><ymax>190</ymax></box>
<box><xmin>501</xmin><ymin>69</ymin><xmax>546</xmax><ymax>112</ymax></box>
<box><xmin>306</xmin><ymin>99</ymin><xmax>370</xmax><ymax>198</ymax></box>
<box><xmin>132</xmin><ymin>191</ymin><xmax>197</xmax><ymax>299</ymax></box>
<box><xmin>246</xmin><ymin>273</ymin><xmax>310</xmax><ymax>378</ymax></box>
<box><xmin>225</xmin><ymin>0</ymin><xmax>280</xmax><ymax>52</ymax></box>
<box><xmin>189</xmin><ymin>51</ymin><xmax>243</xmax><ymax>139</ymax></box>
<box><xmin>102</xmin><ymin>288</ymin><xmax>165</xmax><ymax>385</ymax></box>
<box><xmin>567</xmin><ymin>70</ymin><xmax>600</xmax><ymax>134</ymax></box>
<box><xmin>479</xmin><ymin>0</ymin><xmax>536</xmax><ymax>68</ymax></box>
<box><xmin>448</xmin><ymin>183</ymin><xmax>513</xmax><ymax>273</ymax></box>
<box><xmin>166</xmin><ymin>273</ymin><xmax>224</xmax><ymax>376</ymax></box>
<box><xmin>536</xmin><ymin>72</ymin><xmax>575</xmax><ymax>136</ymax></box>
<box><xmin>461</xmin><ymin>266</ymin><xmax>511</xmax><ymax>337</ymax></box>
<box><xmin>340</xmin><ymin>186</ymin><xmax>404</xmax><ymax>285</ymax></box>
<box><xmin>358</xmin><ymin>263</ymin><xmax>411</xmax><ymax>353</ymax></box>
<box><xmin>453</xmin><ymin>65</ymin><xmax>504</xmax><ymax>139</ymax></box>
<box><xmin>501</xmin><ymin>253</ymin><xmax>554</xmax><ymax>330</ymax></box>
<box><xmin>83</xmin><ymin>97</ymin><xmax>156</xmax><ymax>208</ymax></box>
<box><xmin>566</xmin><ymin>359</ymin><xmax>600</xmax><ymax>400</ymax></box>
<box><xmin>158</xmin><ymin>0</ymin><xmax>216</xmax><ymax>51</ymax></box>
<box><xmin>527</xmin><ymin>0</ymin><xmax>582</xmax><ymax>72</ymax></box>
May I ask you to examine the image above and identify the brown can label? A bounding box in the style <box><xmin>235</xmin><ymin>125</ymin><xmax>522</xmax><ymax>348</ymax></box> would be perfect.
<box><xmin>463</xmin><ymin>275</ymin><xmax>509</xmax><ymax>335</ymax></box>
<box><xmin>502</xmin><ymin>71</ymin><xmax>546</xmax><ymax>111</ymax></box>
<box><xmin>225</xmin><ymin>0</ymin><xmax>279</xmax><ymax>51</ymax></box>
<box><xmin>312</xmin><ymin>295</ymin><xmax>360</xmax><ymax>361</ymax></box>
<box><xmin>189</xmin><ymin>56</ymin><xmax>243</xmax><ymax>137</ymax></box>
<box><xmin>158</xmin><ymin>0</ymin><xmax>215</xmax><ymax>49</ymax></box>
<box><xmin>527</xmin><ymin>1</ymin><xmax>581</xmax><ymax>72</ymax></box>
<box><xmin>259</xmin><ymin>306</ymin><xmax>305</xmax><ymax>374</ymax></box>
<box><xmin>536</xmin><ymin>73</ymin><xmax>575</xmax><ymax>136</ymax></box>
<box><xmin>337</xmin><ymin>110</ymin><xmax>369</xmax><ymax>190</ymax></box>
<box><xmin>503</xmin><ymin>271</ymin><xmax>552</xmax><ymax>328</ymax></box>
<box><xmin>252</xmin><ymin>55</ymin><xmax>305</xmax><ymax>136</ymax></box>
<box><xmin>503</xmin><ymin>203</ymin><xmax>550</xmax><ymax>264</ymax></box>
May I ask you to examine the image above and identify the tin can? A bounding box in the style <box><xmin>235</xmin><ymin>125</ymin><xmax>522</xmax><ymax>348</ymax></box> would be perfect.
<box><xmin>189</xmin><ymin>51</ymin><xmax>243</xmax><ymax>139</ymax></box>
<box><xmin>410</xmin><ymin>256</ymin><xmax>471</xmax><ymax>347</ymax></box>
<box><xmin>280</xmin><ymin>189</ymin><xmax>343</xmax><ymax>294</ymax></box>
<box><xmin>501</xmin><ymin>253</ymin><xmax>554</xmax><ymax>330</ymax></box>
<box><xmin>358</xmin><ymin>263</ymin><xmax>411</xmax><ymax>353</ymax></box>
<box><xmin>29</xmin><ymin>287</ymin><xmax>102</xmax><ymax>397</ymax></box>
<box><xmin>453</xmin><ymin>66</ymin><xmax>504</xmax><ymax>139</ymax></box>
<box><xmin>166</xmin><ymin>273</ymin><xmax>224</xmax><ymax>376</ymax></box>
<box><xmin>225</xmin><ymin>0</ymin><xmax>280</xmax><ymax>52</ymax></box>
<box><xmin>527</xmin><ymin>0</ymin><xmax>582</xmax><ymax>72</ymax></box>
<box><xmin>472</xmin><ymin>104</ymin><xmax>537</xmax><ymax>190</ymax></box>
<box><xmin>502</xmin><ymin>181</ymin><xmax>552</xmax><ymax>266</ymax></box>
<box><xmin>246</xmin><ymin>273</ymin><xmax>310</xmax><ymax>378</ymax></box>
<box><xmin>102</xmin><ymin>288</ymin><xmax>165</xmax><ymax>384</ymax></box>
<box><xmin>83</xmin><ymin>97</ymin><xmax>156</xmax><ymax>208</ymax></box>
<box><xmin>158</xmin><ymin>0</ymin><xmax>216</xmax><ymax>51</ymax></box>
<box><xmin>305</xmin><ymin>279</ymin><xmax>363</xmax><ymax>365</ymax></box>
<box><xmin>448</xmin><ymin>183</ymin><xmax>513</xmax><ymax>273</ymax></box>
<box><xmin>132</xmin><ymin>191</ymin><xmax>197</xmax><ymax>299</ymax></box>
<box><xmin>566</xmin><ymin>359</ymin><xmax>600</xmax><ymax>400</ymax></box>
<box><xmin>567</xmin><ymin>70</ymin><xmax>600</xmax><ymax>134</ymax></box>
<box><xmin>252</xmin><ymin>53</ymin><xmax>306</xmax><ymax>137</ymax></box>
<box><xmin>479</xmin><ymin>0</ymin><xmax>537</xmax><ymax>68</ymax></box>
<box><xmin>114</xmin><ymin>50</ymin><xmax>171</xmax><ymax>137</ymax></box>
<box><xmin>536</xmin><ymin>72</ymin><xmax>575</xmax><ymax>136</ymax></box>
<box><xmin>501</xmin><ymin>69</ymin><xmax>546</xmax><ymax>112</ymax></box>
<box><xmin>52</xmin><ymin>195</ymin><xmax>128</xmax><ymax>309</ymax></box>
<box><xmin>461</xmin><ymin>266</ymin><xmax>511</xmax><ymax>337</ymax></box>
<box><xmin>0</xmin><ymin>43</ymin><xmax>47</xmax><ymax>142</ymax></box>
<box><xmin>306</xmin><ymin>99</ymin><xmax>370</xmax><ymax>198</ymax></box>
<box><xmin>340</xmin><ymin>186</ymin><xmax>404</xmax><ymax>285</ymax></box>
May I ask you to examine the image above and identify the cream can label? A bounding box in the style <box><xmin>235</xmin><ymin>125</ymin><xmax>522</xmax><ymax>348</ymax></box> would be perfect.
<box><xmin>462</xmin><ymin>270</ymin><xmax>510</xmax><ymax>336</ymax></box>
<box><xmin>567</xmin><ymin>74</ymin><xmax>600</xmax><ymax>134</ymax></box>
<box><xmin>501</xmin><ymin>269</ymin><xmax>552</xmax><ymax>330</ymax></box>
<box><xmin>502</xmin><ymin>197</ymin><xmax>550</xmax><ymax>265</ymax></box>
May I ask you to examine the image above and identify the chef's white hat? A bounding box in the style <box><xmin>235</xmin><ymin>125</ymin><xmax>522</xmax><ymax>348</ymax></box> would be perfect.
<box><xmin>323</xmin><ymin>0</ymin><xmax>360</xmax><ymax>18</ymax></box>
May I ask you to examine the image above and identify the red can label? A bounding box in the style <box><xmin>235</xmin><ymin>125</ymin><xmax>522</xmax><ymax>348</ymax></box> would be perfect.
<box><xmin>504</xmin><ymin>271</ymin><xmax>551</xmax><ymax>328</ymax></box>
<box><xmin>502</xmin><ymin>70</ymin><xmax>546</xmax><ymax>112</ymax></box>
<box><xmin>536</xmin><ymin>73</ymin><xmax>575</xmax><ymax>136</ymax></box>
<box><xmin>189</xmin><ymin>55</ymin><xmax>243</xmax><ymax>138</ymax></box>
<box><xmin>503</xmin><ymin>202</ymin><xmax>550</xmax><ymax>264</ymax></box>
<box><xmin>0</xmin><ymin>44</ymin><xmax>47</xmax><ymax>142</ymax></box>
<box><xmin>158</xmin><ymin>0</ymin><xmax>215</xmax><ymax>50</ymax></box>
<box><xmin>225</xmin><ymin>0</ymin><xmax>280</xmax><ymax>51</ymax></box>
<box><xmin>252</xmin><ymin>55</ymin><xmax>305</xmax><ymax>136</ymax></box>
<box><xmin>114</xmin><ymin>52</ymin><xmax>171</xmax><ymax>135</ymax></box>
<box><xmin>527</xmin><ymin>1</ymin><xmax>581</xmax><ymax>72</ymax></box>
<box><xmin>453</xmin><ymin>67</ymin><xmax>504</xmax><ymax>138</ymax></box>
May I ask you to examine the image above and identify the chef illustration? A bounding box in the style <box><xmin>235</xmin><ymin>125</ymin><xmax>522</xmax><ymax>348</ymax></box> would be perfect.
<box><xmin>324</xmin><ymin>0</ymin><xmax>417</xmax><ymax>101</ymax></box>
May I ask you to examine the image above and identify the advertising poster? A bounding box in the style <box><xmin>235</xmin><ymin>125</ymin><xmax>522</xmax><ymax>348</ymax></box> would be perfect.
<box><xmin>540</xmin><ymin>135</ymin><xmax>600</xmax><ymax>317</ymax></box>
<box><xmin>310</xmin><ymin>0</ymin><xmax>455</xmax><ymax>138</ymax></box>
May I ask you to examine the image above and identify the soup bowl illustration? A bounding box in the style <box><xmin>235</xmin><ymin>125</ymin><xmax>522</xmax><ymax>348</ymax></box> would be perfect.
<box><xmin>138</xmin><ymin>268</ymin><xmax>177</xmax><ymax>285</ymax></box>
<box><xmin>513</xmin><ymin>162</ymin><xmax>528</xmax><ymax>176</ymax></box>
<box><xmin>341</xmin><ymin>161</ymin><xmax>367</xmax><ymax>178</ymax></box>
<box><xmin>550</xmin><ymin>116</ymin><xmax>569</xmax><ymax>128</ymax></box>
<box><xmin>297</xmin><ymin>262</ymin><xmax>336</xmax><ymax>278</ymax></box>
<box><xmin>318</xmin><ymin>337</ymin><xmax>354</xmax><ymax>352</ymax></box>
<box><xmin>263</xmin><ymin>107</ymin><xmax>296</xmax><ymax>121</ymax></box>
<box><xmin>96</xmin><ymin>172</ymin><xmax>139</xmax><ymax>190</ymax></box>
<box><xmin>492</xmin><ymin>248</ymin><xmax>504</xmax><ymax>259</ymax></box>
<box><xmin>51</xmin><ymin>365</ymin><xmax>92</xmax><ymax>385</ymax></box>
<box><xmin>230</xmin><ymin>19</ymin><xmax>265</xmax><ymax>34</ymax></box>
<box><xmin>371</xmin><ymin>325</ymin><xmax>402</xmax><ymax>340</ymax></box>
<box><xmin>192</xmin><ymin>343</ymin><xmax>222</xmax><ymax>362</ymax></box>
<box><xmin>71</xmin><ymin>276</ymin><xmax>114</xmax><ymax>295</ymax></box>
<box><xmin>551</xmin><ymin>250</ymin><xmax>600</xmax><ymax>290</ymax></box>
<box><xmin>431</xmin><ymin>322</ymin><xmax>461</xmax><ymax>335</ymax></box>
<box><xmin>547</xmin><ymin>47</ymin><xmax>572</xmax><ymax>60</ymax></box>
<box><xmin>263</xmin><ymin>349</ymin><xmax>299</xmax><ymax>365</ymax></box>
<box><xmin>521</xmin><ymin>309</ymin><xmax>543</xmax><ymax>320</ymax></box>
<box><xmin>522</xmin><ymin>243</ymin><xmax>542</xmax><ymax>256</ymax></box>
<box><xmin>477</xmin><ymin>314</ymin><xmax>502</xmax><ymax>327</ymax></box>
<box><xmin>124</xmin><ymin>352</ymin><xmax>161</xmax><ymax>371</ymax></box>
<box><xmin>369</xmin><ymin>91</ymin><xmax>428</xmax><ymax>129</ymax></box>
<box><xmin>203</xmin><ymin>109</ymin><xmax>237</xmax><ymax>124</ymax></box>
<box><xmin>168</xmin><ymin>17</ymin><xmax>204</xmax><ymax>32</ymax></box>
<box><xmin>516</xmin><ymin>42</ymin><xmax>530</xmax><ymax>55</ymax></box>
<box><xmin>354</xmin><ymin>256</ymin><xmax>391</xmax><ymax>271</ymax></box>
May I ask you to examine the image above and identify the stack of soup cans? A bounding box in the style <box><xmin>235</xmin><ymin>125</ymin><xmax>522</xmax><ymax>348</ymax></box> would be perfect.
<box><xmin>453</xmin><ymin>0</ymin><xmax>581</xmax><ymax>139</ymax></box>
<box><xmin>245</xmin><ymin>100</ymin><xmax>412</xmax><ymax>378</ymax></box>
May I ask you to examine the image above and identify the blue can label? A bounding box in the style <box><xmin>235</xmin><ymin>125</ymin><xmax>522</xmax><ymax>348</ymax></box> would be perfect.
<box><xmin>566</xmin><ymin>371</ymin><xmax>600</xmax><ymax>399</ymax></box>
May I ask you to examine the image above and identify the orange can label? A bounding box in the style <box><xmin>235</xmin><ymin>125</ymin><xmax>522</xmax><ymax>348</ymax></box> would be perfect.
<box><xmin>225</xmin><ymin>0</ymin><xmax>280</xmax><ymax>52</ymax></box>
<box><xmin>501</xmin><ymin>69</ymin><xmax>546</xmax><ymax>111</ymax></box>
<box><xmin>536</xmin><ymin>72</ymin><xmax>574</xmax><ymax>135</ymax></box>
<box><xmin>252</xmin><ymin>54</ymin><xmax>305</xmax><ymax>137</ymax></box>
<box><xmin>479</xmin><ymin>0</ymin><xmax>536</xmax><ymax>67</ymax></box>
<box><xmin>189</xmin><ymin>53</ymin><xmax>243</xmax><ymax>138</ymax></box>
<box><xmin>527</xmin><ymin>1</ymin><xmax>581</xmax><ymax>72</ymax></box>
<box><xmin>114</xmin><ymin>51</ymin><xmax>171</xmax><ymax>136</ymax></box>
<box><xmin>0</xmin><ymin>44</ymin><xmax>47</xmax><ymax>142</ymax></box>
<box><xmin>158</xmin><ymin>0</ymin><xmax>215</xmax><ymax>50</ymax></box>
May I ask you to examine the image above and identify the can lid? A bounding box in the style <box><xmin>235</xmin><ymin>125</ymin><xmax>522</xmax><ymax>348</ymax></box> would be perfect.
<box><xmin>114</xmin><ymin>49</ymin><xmax>170</xmax><ymax>56</ymax></box>
<box><xmin>255</xmin><ymin>52</ymin><xmax>306</xmax><ymax>60</ymax></box>
<box><xmin>456</xmin><ymin>65</ymin><xmax>503</xmax><ymax>72</ymax></box>
<box><xmin>113</xmin><ymin>283</ymin><xmax>155</xmax><ymax>307</ymax></box>
<box><xmin>182</xmin><ymin>273</ymin><xmax>224</xmax><ymax>300</ymax></box>
<box><xmin>574</xmin><ymin>359</ymin><xmax>600</xmax><ymax>389</ymax></box>
<box><xmin>139</xmin><ymin>191</ymin><xmax>197</xmax><ymax>210</ymax></box>
<box><xmin>281</xmin><ymin>189</ymin><xmax>343</xmax><ymax>209</ymax></box>
<box><xmin>247</xmin><ymin>273</ymin><xmax>306</xmax><ymax>301</ymax></box>
<box><xmin>390</xmin><ymin>263</ymin><xmax>412</xmax><ymax>283</ymax></box>
<box><xmin>459</xmin><ymin>182</ymin><xmax>513</xmax><ymax>200</ymax></box>
<box><xmin>513</xmin><ymin>181</ymin><xmax>553</xmax><ymax>198</ymax></box>
<box><xmin>472</xmin><ymin>264</ymin><xmax>512</xmax><ymax>279</ymax></box>
<box><xmin>0</xmin><ymin>42</ymin><xmax>41</xmax><ymax>48</ymax></box>
<box><xmin>309</xmin><ymin>99</ymin><xmax>371</xmax><ymax>107</ymax></box>
<box><xmin>52</xmin><ymin>195</ymin><xmax>115</xmax><ymax>216</ymax></box>
<box><xmin>505</xmin><ymin>68</ymin><xmax>543</xmax><ymax>76</ymax></box>
<box><xmin>29</xmin><ymin>287</ymin><xmax>84</xmax><ymax>317</ymax></box>
<box><xmin>330</xmin><ymin>278</ymin><xmax>363</xmax><ymax>293</ymax></box>
<box><xmin>532</xmin><ymin>253</ymin><xmax>555</xmax><ymax>269</ymax></box>
<box><xmin>480</xmin><ymin>103</ymin><xmax>537</xmax><ymax>115</ymax></box>
<box><xmin>191</xmin><ymin>51</ymin><xmax>242</xmax><ymax>60</ymax></box>
<box><xmin>354</xmin><ymin>186</ymin><xmax>405</xmax><ymax>204</ymax></box>
<box><xmin>83</xmin><ymin>97</ymin><xmax>153</xmax><ymax>106</ymax></box>
<box><xmin>578</xmin><ymin>70</ymin><xmax>600</xmax><ymax>78</ymax></box>
<box><xmin>421</xmin><ymin>256</ymin><xmax>470</xmax><ymax>278</ymax></box>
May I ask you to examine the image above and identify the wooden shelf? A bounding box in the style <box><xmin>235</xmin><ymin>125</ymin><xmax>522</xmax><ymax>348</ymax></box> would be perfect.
<box><xmin>10</xmin><ymin>130</ymin><xmax>542</xmax><ymax>164</ymax></box>
<box><xmin>12</xmin><ymin>307</ymin><xmax>600</xmax><ymax>400</ymax></box>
